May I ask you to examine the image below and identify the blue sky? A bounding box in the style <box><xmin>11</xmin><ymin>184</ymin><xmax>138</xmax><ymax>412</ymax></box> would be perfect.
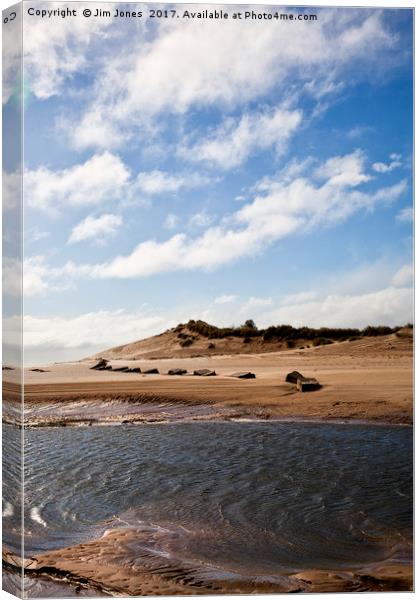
<box><xmin>3</xmin><ymin>4</ymin><xmax>413</xmax><ymax>362</ymax></box>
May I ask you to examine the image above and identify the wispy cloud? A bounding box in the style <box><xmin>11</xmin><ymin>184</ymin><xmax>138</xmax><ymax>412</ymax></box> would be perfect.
<box><xmin>64</xmin><ymin>10</ymin><xmax>397</xmax><ymax>151</ymax></box>
<box><xmin>25</xmin><ymin>152</ymin><xmax>130</xmax><ymax>212</ymax></box>
<box><xmin>135</xmin><ymin>170</ymin><xmax>213</xmax><ymax>195</ymax></box>
<box><xmin>2</xmin><ymin>170</ymin><xmax>21</xmax><ymax>212</ymax></box>
<box><xmin>16</xmin><ymin>309</ymin><xmax>169</xmax><ymax>363</ymax></box>
<box><xmin>214</xmin><ymin>294</ymin><xmax>237</xmax><ymax>305</ymax></box>
<box><xmin>372</xmin><ymin>153</ymin><xmax>402</xmax><ymax>173</ymax></box>
<box><xmin>188</xmin><ymin>211</ymin><xmax>215</xmax><ymax>229</ymax></box>
<box><xmin>20</xmin><ymin>151</ymin><xmax>407</xmax><ymax>293</ymax></box>
<box><xmin>25</xmin><ymin>154</ymin><xmax>213</xmax><ymax>214</ymax></box>
<box><xmin>264</xmin><ymin>287</ymin><xmax>412</xmax><ymax>329</ymax></box>
<box><xmin>210</xmin><ymin>262</ymin><xmax>413</xmax><ymax>329</ymax></box>
<box><xmin>346</xmin><ymin>125</ymin><xmax>373</xmax><ymax>139</ymax></box>
<box><xmin>164</xmin><ymin>213</ymin><xmax>180</xmax><ymax>230</ymax></box>
<box><xmin>396</xmin><ymin>206</ymin><xmax>413</xmax><ymax>223</ymax></box>
<box><xmin>22</xmin><ymin>3</ymin><xmax>116</xmax><ymax>101</ymax></box>
<box><xmin>68</xmin><ymin>213</ymin><xmax>122</xmax><ymax>244</ymax></box>
<box><xmin>392</xmin><ymin>263</ymin><xmax>413</xmax><ymax>287</ymax></box>
<box><xmin>179</xmin><ymin>105</ymin><xmax>302</xmax><ymax>170</ymax></box>
<box><xmin>16</xmin><ymin>260</ymin><xmax>413</xmax><ymax>362</ymax></box>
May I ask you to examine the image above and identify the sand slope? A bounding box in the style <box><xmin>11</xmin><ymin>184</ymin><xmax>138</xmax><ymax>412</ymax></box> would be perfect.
<box><xmin>10</xmin><ymin>332</ymin><xmax>412</xmax><ymax>426</ymax></box>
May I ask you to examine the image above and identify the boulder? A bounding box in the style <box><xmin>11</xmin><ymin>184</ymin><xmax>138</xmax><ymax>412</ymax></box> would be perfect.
<box><xmin>130</xmin><ymin>367</ymin><xmax>141</xmax><ymax>373</ymax></box>
<box><xmin>297</xmin><ymin>378</ymin><xmax>321</xmax><ymax>392</ymax></box>
<box><xmin>230</xmin><ymin>372</ymin><xmax>256</xmax><ymax>379</ymax></box>
<box><xmin>168</xmin><ymin>368</ymin><xmax>187</xmax><ymax>375</ymax></box>
<box><xmin>285</xmin><ymin>371</ymin><xmax>305</xmax><ymax>384</ymax></box>
<box><xmin>30</xmin><ymin>368</ymin><xmax>49</xmax><ymax>373</ymax></box>
<box><xmin>112</xmin><ymin>366</ymin><xmax>130</xmax><ymax>372</ymax></box>
<box><xmin>91</xmin><ymin>358</ymin><xmax>108</xmax><ymax>370</ymax></box>
<box><xmin>193</xmin><ymin>369</ymin><xmax>216</xmax><ymax>376</ymax></box>
<box><xmin>144</xmin><ymin>368</ymin><xmax>159</xmax><ymax>374</ymax></box>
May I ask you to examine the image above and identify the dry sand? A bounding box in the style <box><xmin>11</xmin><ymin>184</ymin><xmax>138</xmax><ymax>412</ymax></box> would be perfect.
<box><xmin>3</xmin><ymin>333</ymin><xmax>413</xmax><ymax>594</ymax></box>
<box><xmin>8</xmin><ymin>332</ymin><xmax>412</xmax><ymax>426</ymax></box>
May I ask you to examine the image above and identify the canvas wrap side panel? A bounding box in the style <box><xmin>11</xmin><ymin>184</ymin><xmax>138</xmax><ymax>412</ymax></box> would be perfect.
<box><xmin>3</xmin><ymin>3</ymin><xmax>24</xmax><ymax>598</ymax></box>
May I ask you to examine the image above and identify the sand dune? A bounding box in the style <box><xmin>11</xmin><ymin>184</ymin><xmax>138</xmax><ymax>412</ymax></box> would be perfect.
<box><xmin>5</xmin><ymin>332</ymin><xmax>411</xmax><ymax>426</ymax></box>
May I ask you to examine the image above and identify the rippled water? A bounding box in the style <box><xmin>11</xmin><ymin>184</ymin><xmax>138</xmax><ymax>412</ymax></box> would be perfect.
<box><xmin>3</xmin><ymin>422</ymin><xmax>412</xmax><ymax>577</ymax></box>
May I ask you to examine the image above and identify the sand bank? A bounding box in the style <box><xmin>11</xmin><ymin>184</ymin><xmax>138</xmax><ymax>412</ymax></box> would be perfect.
<box><xmin>3</xmin><ymin>531</ymin><xmax>413</xmax><ymax>596</ymax></box>
<box><xmin>4</xmin><ymin>335</ymin><xmax>412</xmax><ymax>426</ymax></box>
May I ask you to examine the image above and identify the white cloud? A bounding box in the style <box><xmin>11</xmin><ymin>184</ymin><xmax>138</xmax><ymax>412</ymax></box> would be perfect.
<box><xmin>188</xmin><ymin>211</ymin><xmax>214</xmax><ymax>228</ymax></box>
<box><xmin>214</xmin><ymin>294</ymin><xmax>237</xmax><ymax>305</ymax></box>
<box><xmin>303</xmin><ymin>77</ymin><xmax>345</xmax><ymax>100</ymax></box>
<box><xmin>239</xmin><ymin>296</ymin><xmax>273</xmax><ymax>314</ymax></box>
<box><xmin>179</xmin><ymin>105</ymin><xmax>302</xmax><ymax>169</ymax></box>
<box><xmin>25</xmin><ymin>152</ymin><xmax>130</xmax><ymax>212</ymax></box>
<box><xmin>21</xmin><ymin>309</ymin><xmax>166</xmax><ymax>351</ymax></box>
<box><xmin>392</xmin><ymin>264</ymin><xmax>413</xmax><ymax>287</ymax></box>
<box><xmin>263</xmin><ymin>287</ymin><xmax>412</xmax><ymax>329</ymax></box>
<box><xmin>233</xmin><ymin>262</ymin><xmax>413</xmax><ymax>329</ymax></box>
<box><xmin>372</xmin><ymin>154</ymin><xmax>402</xmax><ymax>173</ymax></box>
<box><xmin>246</xmin><ymin>297</ymin><xmax>273</xmax><ymax>308</ymax></box>
<box><xmin>135</xmin><ymin>170</ymin><xmax>211</xmax><ymax>195</ymax></box>
<box><xmin>396</xmin><ymin>206</ymin><xmax>413</xmax><ymax>223</ymax></box>
<box><xmin>31</xmin><ymin>229</ymin><xmax>50</xmax><ymax>242</ymax></box>
<box><xmin>346</xmin><ymin>125</ymin><xmax>373</xmax><ymax>139</ymax></box>
<box><xmin>14</xmin><ymin>260</ymin><xmax>413</xmax><ymax>363</ymax></box>
<box><xmin>164</xmin><ymin>213</ymin><xmax>180</xmax><ymax>230</ymax></box>
<box><xmin>236</xmin><ymin>151</ymin><xmax>405</xmax><ymax>232</ymax></box>
<box><xmin>3</xmin><ymin>256</ymin><xmax>61</xmax><ymax>297</ymax></box>
<box><xmin>68</xmin><ymin>10</ymin><xmax>396</xmax><ymax>150</ymax></box>
<box><xmin>25</xmin><ymin>157</ymin><xmax>213</xmax><ymax>214</ymax></box>
<box><xmin>3</xmin><ymin>171</ymin><xmax>21</xmax><ymax>212</ymax></box>
<box><xmin>315</xmin><ymin>149</ymin><xmax>371</xmax><ymax>187</ymax></box>
<box><xmin>23</xmin><ymin>151</ymin><xmax>407</xmax><ymax>289</ymax></box>
<box><xmin>13</xmin><ymin>309</ymin><xmax>170</xmax><ymax>363</ymax></box>
<box><xmin>23</xmin><ymin>4</ymin><xmax>115</xmax><ymax>100</ymax></box>
<box><xmin>2</xmin><ymin>258</ymin><xmax>22</xmax><ymax>297</ymax></box>
<box><xmin>68</xmin><ymin>213</ymin><xmax>122</xmax><ymax>244</ymax></box>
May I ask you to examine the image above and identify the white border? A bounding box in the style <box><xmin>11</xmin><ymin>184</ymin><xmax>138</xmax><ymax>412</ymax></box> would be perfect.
<box><xmin>0</xmin><ymin>2</ymin><xmax>415</xmax><ymax>600</ymax></box>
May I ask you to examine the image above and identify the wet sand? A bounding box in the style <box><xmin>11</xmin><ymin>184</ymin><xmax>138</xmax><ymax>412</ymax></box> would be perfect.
<box><xmin>5</xmin><ymin>334</ymin><xmax>413</xmax><ymax>426</ymax></box>
<box><xmin>3</xmin><ymin>533</ymin><xmax>413</xmax><ymax>596</ymax></box>
<box><xmin>3</xmin><ymin>334</ymin><xmax>413</xmax><ymax>595</ymax></box>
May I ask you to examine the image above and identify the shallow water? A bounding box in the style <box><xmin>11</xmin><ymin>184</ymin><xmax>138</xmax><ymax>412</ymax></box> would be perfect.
<box><xmin>3</xmin><ymin>421</ymin><xmax>412</xmax><ymax>577</ymax></box>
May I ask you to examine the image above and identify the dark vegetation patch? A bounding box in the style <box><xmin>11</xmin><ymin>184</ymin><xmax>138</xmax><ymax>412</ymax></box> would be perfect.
<box><xmin>172</xmin><ymin>319</ymin><xmax>406</xmax><ymax>346</ymax></box>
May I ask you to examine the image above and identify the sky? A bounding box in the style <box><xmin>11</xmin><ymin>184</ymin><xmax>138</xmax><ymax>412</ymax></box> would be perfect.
<box><xmin>2</xmin><ymin>3</ymin><xmax>414</xmax><ymax>363</ymax></box>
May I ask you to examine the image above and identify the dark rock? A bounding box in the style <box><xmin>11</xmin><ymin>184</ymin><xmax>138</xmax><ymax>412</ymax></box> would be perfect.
<box><xmin>130</xmin><ymin>367</ymin><xmax>141</xmax><ymax>373</ymax></box>
<box><xmin>90</xmin><ymin>358</ymin><xmax>108</xmax><ymax>370</ymax></box>
<box><xmin>144</xmin><ymin>368</ymin><xmax>159</xmax><ymax>374</ymax></box>
<box><xmin>193</xmin><ymin>369</ymin><xmax>216</xmax><ymax>376</ymax></box>
<box><xmin>230</xmin><ymin>372</ymin><xmax>256</xmax><ymax>379</ymax></box>
<box><xmin>297</xmin><ymin>378</ymin><xmax>322</xmax><ymax>392</ymax></box>
<box><xmin>112</xmin><ymin>366</ymin><xmax>130</xmax><ymax>372</ymax></box>
<box><xmin>168</xmin><ymin>368</ymin><xmax>187</xmax><ymax>375</ymax></box>
<box><xmin>30</xmin><ymin>368</ymin><xmax>49</xmax><ymax>373</ymax></box>
<box><xmin>285</xmin><ymin>371</ymin><xmax>305</xmax><ymax>384</ymax></box>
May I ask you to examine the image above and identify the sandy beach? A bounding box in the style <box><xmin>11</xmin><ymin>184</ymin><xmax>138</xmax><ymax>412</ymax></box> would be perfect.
<box><xmin>6</xmin><ymin>331</ymin><xmax>412</xmax><ymax>427</ymax></box>
<box><xmin>3</xmin><ymin>331</ymin><xmax>413</xmax><ymax>596</ymax></box>
<box><xmin>3</xmin><ymin>534</ymin><xmax>413</xmax><ymax>596</ymax></box>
